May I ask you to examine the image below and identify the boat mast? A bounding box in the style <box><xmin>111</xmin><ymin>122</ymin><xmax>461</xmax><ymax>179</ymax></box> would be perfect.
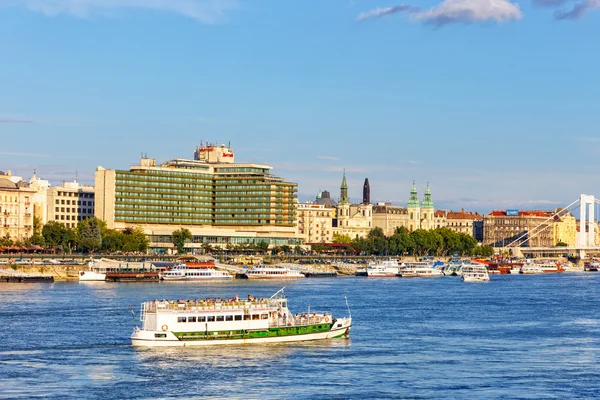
<box><xmin>270</xmin><ymin>287</ymin><xmax>286</xmax><ymax>298</ymax></box>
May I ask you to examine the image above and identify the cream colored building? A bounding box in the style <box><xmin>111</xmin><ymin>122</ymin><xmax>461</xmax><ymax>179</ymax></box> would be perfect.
<box><xmin>553</xmin><ymin>210</ymin><xmax>577</xmax><ymax>247</ymax></box>
<box><xmin>0</xmin><ymin>171</ymin><xmax>35</xmax><ymax>242</ymax></box>
<box><xmin>296</xmin><ymin>203</ymin><xmax>334</xmax><ymax>244</ymax></box>
<box><xmin>28</xmin><ymin>173</ymin><xmax>50</xmax><ymax>224</ymax></box>
<box><xmin>333</xmin><ymin>172</ymin><xmax>372</xmax><ymax>239</ymax></box>
<box><xmin>47</xmin><ymin>181</ymin><xmax>95</xmax><ymax>229</ymax></box>
<box><xmin>372</xmin><ymin>183</ymin><xmax>437</xmax><ymax>235</ymax></box>
<box><xmin>435</xmin><ymin>209</ymin><xmax>483</xmax><ymax>237</ymax></box>
<box><xmin>95</xmin><ymin>143</ymin><xmax>299</xmax><ymax>253</ymax></box>
<box><xmin>372</xmin><ymin>203</ymin><xmax>408</xmax><ymax>236</ymax></box>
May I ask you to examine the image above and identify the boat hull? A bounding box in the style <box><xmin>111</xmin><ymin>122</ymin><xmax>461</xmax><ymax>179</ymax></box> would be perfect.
<box><xmin>245</xmin><ymin>275</ymin><xmax>304</xmax><ymax>279</ymax></box>
<box><xmin>161</xmin><ymin>276</ymin><xmax>233</xmax><ymax>281</ymax></box>
<box><xmin>131</xmin><ymin>324</ymin><xmax>351</xmax><ymax>347</ymax></box>
<box><xmin>79</xmin><ymin>271</ymin><xmax>106</xmax><ymax>281</ymax></box>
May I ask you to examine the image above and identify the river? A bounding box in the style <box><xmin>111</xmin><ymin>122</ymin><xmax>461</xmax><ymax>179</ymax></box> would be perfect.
<box><xmin>1</xmin><ymin>274</ymin><xmax>600</xmax><ymax>399</ymax></box>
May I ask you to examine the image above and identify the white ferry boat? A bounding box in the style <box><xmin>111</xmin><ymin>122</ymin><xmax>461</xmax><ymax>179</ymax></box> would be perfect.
<box><xmin>398</xmin><ymin>261</ymin><xmax>443</xmax><ymax>278</ymax></box>
<box><xmin>520</xmin><ymin>264</ymin><xmax>544</xmax><ymax>274</ymax></box>
<box><xmin>159</xmin><ymin>264</ymin><xmax>232</xmax><ymax>281</ymax></box>
<box><xmin>462</xmin><ymin>264</ymin><xmax>490</xmax><ymax>282</ymax></box>
<box><xmin>244</xmin><ymin>264</ymin><xmax>305</xmax><ymax>279</ymax></box>
<box><xmin>366</xmin><ymin>259</ymin><xmax>400</xmax><ymax>277</ymax></box>
<box><xmin>130</xmin><ymin>288</ymin><xmax>352</xmax><ymax>347</ymax></box>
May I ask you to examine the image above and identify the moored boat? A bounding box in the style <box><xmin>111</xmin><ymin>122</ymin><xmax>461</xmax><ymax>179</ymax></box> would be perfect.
<box><xmin>244</xmin><ymin>264</ymin><xmax>305</xmax><ymax>279</ymax></box>
<box><xmin>159</xmin><ymin>264</ymin><xmax>233</xmax><ymax>281</ymax></box>
<box><xmin>366</xmin><ymin>259</ymin><xmax>400</xmax><ymax>277</ymax></box>
<box><xmin>398</xmin><ymin>261</ymin><xmax>443</xmax><ymax>278</ymax></box>
<box><xmin>130</xmin><ymin>288</ymin><xmax>352</xmax><ymax>347</ymax></box>
<box><xmin>462</xmin><ymin>264</ymin><xmax>490</xmax><ymax>282</ymax></box>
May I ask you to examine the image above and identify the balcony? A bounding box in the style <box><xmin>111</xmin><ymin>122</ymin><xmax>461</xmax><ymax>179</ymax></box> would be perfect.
<box><xmin>3</xmin><ymin>211</ymin><xmax>9</xmax><ymax>217</ymax></box>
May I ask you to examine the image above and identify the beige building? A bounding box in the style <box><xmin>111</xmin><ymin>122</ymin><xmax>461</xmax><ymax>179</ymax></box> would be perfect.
<box><xmin>28</xmin><ymin>173</ymin><xmax>50</xmax><ymax>224</ymax></box>
<box><xmin>553</xmin><ymin>211</ymin><xmax>577</xmax><ymax>247</ymax></box>
<box><xmin>95</xmin><ymin>143</ymin><xmax>299</xmax><ymax>253</ymax></box>
<box><xmin>484</xmin><ymin>210</ymin><xmax>555</xmax><ymax>247</ymax></box>
<box><xmin>47</xmin><ymin>181</ymin><xmax>95</xmax><ymax>229</ymax></box>
<box><xmin>372</xmin><ymin>203</ymin><xmax>408</xmax><ymax>236</ymax></box>
<box><xmin>0</xmin><ymin>171</ymin><xmax>35</xmax><ymax>242</ymax></box>
<box><xmin>296</xmin><ymin>203</ymin><xmax>334</xmax><ymax>244</ymax></box>
<box><xmin>435</xmin><ymin>209</ymin><xmax>483</xmax><ymax>237</ymax></box>
<box><xmin>372</xmin><ymin>183</ymin><xmax>437</xmax><ymax>235</ymax></box>
<box><xmin>333</xmin><ymin>172</ymin><xmax>372</xmax><ymax>239</ymax></box>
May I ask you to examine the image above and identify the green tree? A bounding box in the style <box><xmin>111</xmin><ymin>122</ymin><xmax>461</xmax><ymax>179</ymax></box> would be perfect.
<box><xmin>122</xmin><ymin>226</ymin><xmax>150</xmax><ymax>252</ymax></box>
<box><xmin>42</xmin><ymin>221</ymin><xmax>69</xmax><ymax>248</ymax></box>
<box><xmin>201</xmin><ymin>242</ymin><xmax>214</xmax><ymax>254</ymax></box>
<box><xmin>388</xmin><ymin>227</ymin><xmax>413</xmax><ymax>256</ymax></box>
<box><xmin>256</xmin><ymin>241</ymin><xmax>269</xmax><ymax>254</ymax></box>
<box><xmin>27</xmin><ymin>232</ymin><xmax>45</xmax><ymax>247</ymax></box>
<box><xmin>409</xmin><ymin>229</ymin><xmax>432</xmax><ymax>256</ymax></box>
<box><xmin>33</xmin><ymin>215</ymin><xmax>42</xmax><ymax>234</ymax></box>
<box><xmin>367</xmin><ymin>227</ymin><xmax>387</xmax><ymax>255</ymax></box>
<box><xmin>79</xmin><ymin>218</ymin><xmax>103</xmax><ymax>252</ymax></box>
<box><xmin>171</xmin><ymin>228</ymin><xmax>192</xmax><ymax>254</ymax></box>
<box><xmin>332</xmin><ymin>233</ymin><xmax>352</xmax><ymax>245</ymax></box>
<box><xmin>294</xmin><ymin>245</ymin><xmax>303</xmax><ymax>255</ymax></box>
<box><xmin>102</xmin><ymin>229</ymin><xmax>125</xmax><ymax>252</ymax></box>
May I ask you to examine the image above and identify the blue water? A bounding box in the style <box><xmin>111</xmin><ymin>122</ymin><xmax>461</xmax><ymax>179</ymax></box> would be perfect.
<box><xmin>1</xmin><ymin>274</ymin><xmax>600</xmax><ymax>399</ymax></box>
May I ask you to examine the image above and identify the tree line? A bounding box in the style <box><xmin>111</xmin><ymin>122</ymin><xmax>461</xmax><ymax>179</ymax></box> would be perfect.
<box><xmin>322</xmin><ymin>227</ymin><xmax>495</xmax><ymax>257</ymax></box>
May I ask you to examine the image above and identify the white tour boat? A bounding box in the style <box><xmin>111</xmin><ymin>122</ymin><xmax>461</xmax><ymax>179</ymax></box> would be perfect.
<box><xmin>130</xmin><ymin>288</ymin><xmax>352</xmax><ymax>347</ymax></box>
<box><xmin>462</xmin><ymin>264</ymin><xmax>490</xmax><ymax>282</ymax></box>
<box><xmin>398</xmin><ymin>261</ymin><xmax>443</xmax><ymax>278</ymax></box>
<box><xmin>509</xmin><ymin>267</ymin><xmax>521</xmax><ymax>274</ymax></box>
<box><xmin>520</xmin><ymin>264</ymin><xmax>544</xmax><ymax>274</ymax></box>
<box><xmin>244</xmin><ymin>264</ymin><xmax>305</xmax><ymax>279</ymax></box>
<box><xmin>366</xmin><ymin>259</ymin><xmax>401</xmax><ymax>277</ymax></box>
<box><xmin>159</xmin><ymin>264</ymin><xmax>232</xmax><ymax>281</ymax></box>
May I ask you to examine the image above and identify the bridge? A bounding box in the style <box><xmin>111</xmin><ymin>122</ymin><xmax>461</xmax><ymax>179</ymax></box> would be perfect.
<box><xmin>500</xmin><ymin>194</ymin><xmax>600</xmax><ymax>259</ymax></box>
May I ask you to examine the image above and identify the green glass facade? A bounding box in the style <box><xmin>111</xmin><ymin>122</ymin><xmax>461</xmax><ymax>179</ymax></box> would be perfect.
<box><xmin>113</xmin><ymin>167</ymin><xmax>296</xmax><ymax>227</ymax></box>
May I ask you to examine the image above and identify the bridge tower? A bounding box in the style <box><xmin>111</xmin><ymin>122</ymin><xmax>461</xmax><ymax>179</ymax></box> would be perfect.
<box><xmin>579</xmin><ymin>194</ymin><xmax>595</xmax><ymax>247</ymax></box>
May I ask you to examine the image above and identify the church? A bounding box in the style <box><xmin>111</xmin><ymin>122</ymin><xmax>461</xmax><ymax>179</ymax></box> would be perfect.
<box><xmin>332</xmin><ymin>172</ymin><xmax>373</xmax><ymax>239</ymax></box>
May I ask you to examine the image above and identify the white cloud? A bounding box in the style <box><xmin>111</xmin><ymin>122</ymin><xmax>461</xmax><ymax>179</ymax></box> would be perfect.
<box><xmin>356</xmin><ymin>5</ymin><xmax>418</xmax><ymax>21</ymax></box>
<box><xmin>2</xmin><ymin>0</ymin><xmax>238</xmax><ymax>23</ymax></box>
<box><xmin>413</xmin><ymin>0</ymin><xmax>523</xmax><ymax>26</ymax></box>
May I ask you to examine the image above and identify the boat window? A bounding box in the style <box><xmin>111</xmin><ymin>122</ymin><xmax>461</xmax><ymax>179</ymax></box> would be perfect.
<box><xmin>252</xmin><ymin>314</ymin><xmax>260</xmax><ymax>320</ymax></box>
<box><xmin>198</xmin><ymin>316</ymin><xmax>206</xmax><ymax>322</ymax></box>
<box><xmin>207</xmin><ymin>316</ymin><xmax>215</xmax><ymax>322</ymax></box>
<box><xmin>154</xmin><ymin>333</ymin><xmax>167</xmax><ymax>338</ymax></box>
<box><xmin>177</xmin><ymin>317</ymin><xmax>187</xmax><ymax>323</ymax></box>
<box><xmin>216</xmin><ymin>316</ymin><xmax>224</xmax><ymax>322</ymax></box>
<box><xmin>188</xmin><ymin>316</ymin><xmax>197</xmax><ymax>323</ymax></box>
<box><xmin>234</xmin><ymin>315</ymin><xmax>242</xmax><ymax>321</ymax></box>
<box><xmin>243</xmin><ymin>315</ymin><xmax>251</xmax><ymax>320</ymax></box>
<box><xmin>261</xmin><ymin>314</ymin><xmax>268</xmax><ymax>320</ymax></box>
<box><xmin>226</xmin><ymin>315</ymin><xmax>233</xmax><ymax>321</ymax></box>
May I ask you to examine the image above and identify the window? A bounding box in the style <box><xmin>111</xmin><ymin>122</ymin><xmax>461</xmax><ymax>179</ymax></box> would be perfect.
<box><xmin>243</xmin><ymin>315</ymin><xmax>251</xmax><ymax>320</ymax></box>
<box><xmin>261</xmin><ymin>314</ymin><xmax>268</xmax><ymax>320</ymax></box>
<box><xmin>216</xmin><ymin>316</ymin><xmax>224</xmax><ymax>322</ymax></box>
<box><xmin>154</xmin><ymin>333</ymin><xmax>167</xmax><ymax>338</ymax></box>
<box><xmin>198</xmin><ymin>316</ymin><xmax>206</xmax><ymax>322</ymax></box>
<box><xmin>177</xmin><ymin>317</ymin><xmax>187</xmax><ymax>323</ymax></box>
<box><xmin>188</xmin><ymin>316</ymin><xmax>197</xmax><ymax>323</ymax></box>
<box><xmin>234</xmin><ymin>315</ymin><xmax>242</xmax><ymax>321</ymax></box>
<box><xmin>225</xmin><ymin>315</ymin><xmax>233</xmax><ymax>321</ymax></box>
<box><xmin>207</xmin><ymin>316</ymin><xmax>215</xmax><ymax>322</ymax></box>
<box><xmin>252</xmin><ymin>314</ymin><xmax>260</xmax><ymax>320</ymax></box>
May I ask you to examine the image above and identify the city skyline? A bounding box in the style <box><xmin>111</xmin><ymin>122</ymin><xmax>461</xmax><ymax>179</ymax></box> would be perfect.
<box><xmin>1</xmin><ymin>1</ymin><xmax>598</xmax><ymax>212</ymax></box>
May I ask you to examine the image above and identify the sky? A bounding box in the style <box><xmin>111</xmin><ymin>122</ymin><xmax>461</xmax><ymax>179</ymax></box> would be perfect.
<box><xmin>0</xmin><ymin>0</ymin><xmax>599</xmax><ymax>213</ymax></box>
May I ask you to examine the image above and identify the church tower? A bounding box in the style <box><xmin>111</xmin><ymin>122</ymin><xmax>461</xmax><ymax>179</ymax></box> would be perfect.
<box><xmin>407</xmin><ymin>181</ymin><xmax>421</xmax><ymax>231</ymax></box>
<box><xmin>337</xmin><ymin>170</ymin><xmax>350</xmax><ymax>227</ymax></box>
<box><xmin>362</xmin><ymin>178</ymin><xmax>370</xmax><ymax>204</ymax></box>
<box><xmin>421</xmin><ymin>183</ymin><xmax>434</xmax><ymax>230</ymax></box>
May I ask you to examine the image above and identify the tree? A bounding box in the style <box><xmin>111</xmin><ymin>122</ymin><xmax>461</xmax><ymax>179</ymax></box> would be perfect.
<box><xmin>42</xmin><ymin>221</ymin><xmax>69</xmax><ymax>248</ymax></box>
<box><xmin>171</xmin><ymin>228</ymin><xmax>192</xmax><ymax>254</ymax></box>
<box><xmin>294</xmin><ymin>245</ymin><xmax>303</xmax><ymax>255</ymax></box>
<box><xmin>332</xmin><ymin>233</ymin><xmax>352</xmax><ymax>245</ymax></box>
<box><xmin>367</xmin><ymin>227</ymin><xmax>387</xmax><ymax>255</ymax></box>
<box><xmin>102</xmin><ymin>229</ymin><xmax>125</xmax><ymax>252</ymax></box>
<box><xmin>201</xmin><ymin>242</ymin><xmax>214</xmax><ymax>254</ymax></box>
<box><xmin>27</xmin><ymin>232</ymin><xmax>45</xmax><ymax>247</ymax></box>
<box><xmin>256</xmin><ymin>241</ymin><xmax>269</xmax><ymax>254</ymax></box>
<box><xmin>122</xmin><ymin>226</ymin><xmax>150</xmax><ymax>252</ymax></box>
<box><xmin>33</xmin><ymin>215</ymin><xmax>42</xmax><ymax>234</ymax></box>
<box><xmin>555</xmin><ymin>241</ymin><xmax>568</xmax><ymax>247</ymax></box>
<box><xmin>389</xmin><ymin>227</ymin><xmax>413</xmax><ymax>256</ymax></box>
<box><xmin>79</xmin><ymin>218</ymin><xmax>102</xmax><ymax>252</ymax></box>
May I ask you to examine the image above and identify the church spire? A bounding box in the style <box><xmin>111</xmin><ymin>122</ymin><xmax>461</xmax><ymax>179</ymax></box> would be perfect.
<box><xmin>422</xmin><ymin>183</ymin><xmax>434</xmax><ymax>209</ymax></box>
<box><xmin>407</xmin><ymin>180</ymin><xmax>419</xmax><ymax>208</ymax></box>
<box><xmin>362</xmin><ymin>178</ymin><xmax>370</xmax><ymax>204</ymax></box>
<box><xmin>339</xmin><ymin>170</ymin><xmax>349</xmax><ymax>204</ymax></box>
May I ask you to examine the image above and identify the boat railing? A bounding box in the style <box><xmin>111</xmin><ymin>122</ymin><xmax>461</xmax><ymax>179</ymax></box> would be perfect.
<box><xmin>143</xmin><ymin>299</ymin><xmax>277</xmax><ymax>313</ymax></box>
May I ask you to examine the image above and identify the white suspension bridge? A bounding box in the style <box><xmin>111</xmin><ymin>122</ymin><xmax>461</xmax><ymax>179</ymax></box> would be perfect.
<box><xmin>499</xmin><ymin>194</ymin><xmax>600</xmax><ymax>259</ymax></box>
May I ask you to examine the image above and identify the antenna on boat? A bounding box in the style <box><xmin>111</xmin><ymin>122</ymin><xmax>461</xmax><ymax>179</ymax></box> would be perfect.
<box><xmin>345</xmin><ymin>297</ymin><xmax>352</xmax><ymax>319</ymax></box>
<box><xmin>271</xmin><ymin>287</ymin><xmax>286</xmax><ymax>299</ymax></box>
<box><xmin>129</xmin><ymin>305</ymin><xmax>137</xmax><ymax>325</ymax></box>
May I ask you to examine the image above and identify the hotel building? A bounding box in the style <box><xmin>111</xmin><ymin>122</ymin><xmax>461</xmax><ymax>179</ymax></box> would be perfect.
<box><xmin>47</xmin><ymin>181</ymin><xmax>95</xmax><ymax>228</ymax></box>
<box><xmin>296</xmin><ymin>203</ymin><xmax>335</xmax><ymax>244</ymax></box>
<box><xmin>95</xmin><ymin>143</ymin><xmax>299</xmax><ymax>253</ymax></box>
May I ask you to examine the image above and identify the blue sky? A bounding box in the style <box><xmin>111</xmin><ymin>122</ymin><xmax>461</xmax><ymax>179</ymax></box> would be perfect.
<box><xmin>1</xmin><ymin>0</ymin><xmax>599</xmax><ymax>213</ymax></box>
